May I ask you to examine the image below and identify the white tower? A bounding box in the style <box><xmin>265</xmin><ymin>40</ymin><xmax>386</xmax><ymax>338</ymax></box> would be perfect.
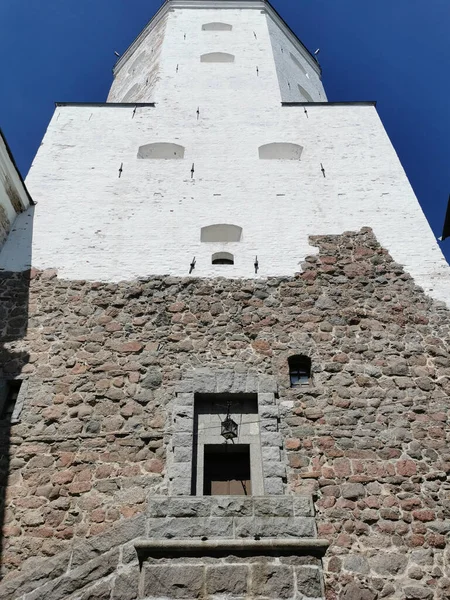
<box><xmin>1</xmin><ymin>0</ymin><xmax>449</xmax><ymax>303</ymax></box>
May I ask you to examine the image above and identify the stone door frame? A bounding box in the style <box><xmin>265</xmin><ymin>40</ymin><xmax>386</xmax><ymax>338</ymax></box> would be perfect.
<box><xmin>169</xmin><ymin>369</ymin><xmax>285</xmax><ymax>496</ymax></box>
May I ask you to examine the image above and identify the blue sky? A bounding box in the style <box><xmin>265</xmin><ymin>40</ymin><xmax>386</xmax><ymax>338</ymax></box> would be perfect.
<box><xmin>1</xmin><ymin>0</ymin><xmax>449</xmax><ymax>261</ymax></box>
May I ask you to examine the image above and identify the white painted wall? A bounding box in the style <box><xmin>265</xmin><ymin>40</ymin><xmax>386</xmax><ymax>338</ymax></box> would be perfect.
<box><xmin>108</xmin><ymin>2</ymin><xmax>325</xmax><ymax>105</ymax></box>
<box><xmin>2</xmin><ymin>102</ymin><xmax>449</xmax><ymax>304</ymax></box>
<box><xmin>1</xmin><ymin>0</ymin><xmax>449</xmax><ymax>306</ymax></box>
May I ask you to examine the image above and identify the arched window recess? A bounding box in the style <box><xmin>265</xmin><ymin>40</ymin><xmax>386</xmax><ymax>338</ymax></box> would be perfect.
<box><xmin>212</xmin><ymin>252</ymin><xmax>234</xmax><ymax>265</ymax></box>
<box><xmin>137</xmin><ymin>143</ymin><xmax>185</xmax><ymax>159</ymax></box>
<box><xmin>122</xmin><ymin>83</ymin><xmax>140</xmax><ymax>102</ymax></box>
<box><xmin>200</xmin><ymin>52</ymin><xmax>235</xmax><ymax>63</ymax></box>
<box><xmin>290</xmin><ymin>52</ymin><xmax>307</xmax><ymax>75</ymax></box>
<box><xmin>298</xmin><ymin>85</ymin><xmax>313</xmax><ymax>102</ymax></box>
<box><xmin>258</xmin><ymin>143</ymin><xmax>303</xmax><ymax>160</ymax></box>
<box><xmin>202</xmin><ymin>23</ymin><xmax>233</xmax><ymax>31</ymax></box>
<box><xmin>201</xmin><ymin>224</ymin><xmax>242</xmax><ymax>243</ymax></box>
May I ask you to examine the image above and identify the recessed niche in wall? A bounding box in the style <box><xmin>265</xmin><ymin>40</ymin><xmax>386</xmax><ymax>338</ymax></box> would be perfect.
<box><xmin>298</xmin><ymin>85</ymin><xmax>313</xmax><ymax>102</ymax></box>
<box><xmin>289</xmin><ymin>52</ymin><xmax>307</xmax><ymax>75</ymax></box>
<box><xmin>201</xmin><ymin>224</ymin><xmax>243</xmax><ymax>243</ymax></box>
<box><xmin>258</xmin><ymin>142</ymin><xmax>303</xmax><ymax>160</ymax></box>
<box><xmin>212</xmin><ymin>252</ymin><xmax>234</xmax><ymax>265</ymax></box>
<box><xmin>200</xmin><ymin>52</ymin><xmax>235</xmax><ymax>63</ymax></box>
<box><xmin>137</xmin><ymin>142</ymin><xmax>185</xmax><ymax>159</ymax></box>
<box><xmin>122</xmin><ymin>83</ymin><xmax>140</xmax><ymax>102</ymax></box>
<box><xmin>202</xmin><ymin>22</ymin><xmax>233</xmax><ymax>31</ymax></box>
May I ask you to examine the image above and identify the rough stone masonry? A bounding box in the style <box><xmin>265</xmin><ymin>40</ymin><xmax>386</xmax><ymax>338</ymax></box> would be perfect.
<box><xmin>0</xmin><ymin>228</ymin><xmax>449</xmax><ymax>599</ymax></box>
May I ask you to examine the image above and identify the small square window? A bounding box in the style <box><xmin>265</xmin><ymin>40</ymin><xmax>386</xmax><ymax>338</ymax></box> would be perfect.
<box><xmin>288</xmin><ymin>356</ymin><xmax>311</xmax><ymax>387</ymax></box>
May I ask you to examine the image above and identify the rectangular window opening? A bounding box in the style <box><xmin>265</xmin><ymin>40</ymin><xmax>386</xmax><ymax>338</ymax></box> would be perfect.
<box><xmin>203</xmin><ymin>444</ymin><xmax>251</xmax><ymax>496</ymax></box>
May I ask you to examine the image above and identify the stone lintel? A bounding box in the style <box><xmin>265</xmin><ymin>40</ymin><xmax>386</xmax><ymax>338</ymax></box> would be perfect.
<box><xmin>134</xmin><ymin>537</ymin><xmax>329</xmax><ymax>558</ymax></box>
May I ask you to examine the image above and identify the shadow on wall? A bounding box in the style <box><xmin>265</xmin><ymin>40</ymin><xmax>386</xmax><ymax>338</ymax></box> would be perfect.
<box><xmin>0</xmin><ymin>209</ymin><xmax>34</xmax><ymax>578</ymax></box>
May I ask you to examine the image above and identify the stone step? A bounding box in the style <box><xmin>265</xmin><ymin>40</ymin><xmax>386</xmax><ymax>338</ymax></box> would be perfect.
<box><xmin>146</xmin><ymin>515</ymin><xmax>316</xmax><ymax>539</ymax></box>
<box><xmin>147</xmin><ymin>495</ymin><xmax>314</xmax><ymax>518</ymax></box>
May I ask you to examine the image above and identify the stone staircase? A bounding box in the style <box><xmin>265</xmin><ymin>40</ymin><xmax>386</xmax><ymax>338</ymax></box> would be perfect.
<box><xmin>0</xmin><ymin>495</ymin><xmax>328</xmax><ymax>600</ymax></box>
<box><xmin>137</xmin><ymin>496</ymin><xmax>328</xmax><ymax>599</ymax></box>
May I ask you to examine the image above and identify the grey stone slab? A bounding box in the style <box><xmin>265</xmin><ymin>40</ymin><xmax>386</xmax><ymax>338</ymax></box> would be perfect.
<box><xmin>260</xmin><ymin>419</ymin><xmax>278</xmax><ymax>432</ymax></box>
<box><xmin>175</xmin><ymin>381</ymin><xmax>195</xmax><ymax>393</ymax></box>
<box><xmin>111</xmin><ymin>567</ymin><xmax>139</xmax><ymax>600</ymax></box>
<box><xmin>264</xmin><ymin>477</ymin><xmax>285</xmax><ymax>495</ymax></box>
<box><xmin>173</xmin><ymin>416</ymin><xmax>193</xmax><ymax>432</ymax></box>
<box><xmin>175</xmin><ymin>392</ymin><xmax>195</xmax><ymax>405</ymax></box>
<box><xmin>168</xmin><ymin>463</ymin><xmax>193</xmax><ymax>480</ymax></box>
<box><xmin>231</xmin><ymin>371</ymin><xmax>248</xmax><ymax>393</ymax></box>
<box><xmin>215</xmin><ymin>370</ymin><xmax>234</xmax><ymax>393</ymax></box>
<box><xmin>205</xmin><ymin>565</ymin><xmax>248</xmax><ymax>596</ymax></box>
<box><xmin>258</xmin><ymin>392</ymin><xmax>277</xmax><ymax>405</ymax></box>
<box><xmin>174</xmin><ymin>446</ymin><xmax>192</xmax><ymax>463</ymax></box>
<box><xmin>169</xmin><ymin>478</ymin><xmax>191</xmax><ymax>496</ymax></box>
<box><xmin>260</xmin><ymin>432</ymin><xmax>283</xmax><ymax>447</ymax></box>
<box><xmin>24</xmin><ymin>550</ymin><xmax>119</xmax><ymax>600</ymax></box>
<box><xmin>295</xmin><ymin>566</ymin><xmax>323</xmax><ymax>598</ymax></box>
<box><xmin>250</xmin><ymin>564</ymin><xmax>294</xmax><ymax>599</ymax></box>
<box><xmin>263</xmin><ymin>461</ymin><xmax>287</xmax><ymax>478</ymax></box>
<box><xmin>293</xmin><ymin>496</ymin><xmax>314</xmax><ymax>517</ymax></box>
<box><xmin>146</xmin><ymin>517</ymin><xmax>234</xmax><ymax>539</ymax></box>
<box><xmin>147</xmin><ymin>496</ymin><xmax>171</xmax><ymax>517</ymax></box>
<box><xmin>144</xmin><ymin>565</ymin><xmax>205</xmax><ymax>599</ymax></box>
<box><xmin>262</xmin><ymin>447</ymin><xmax>281</xmax><ymax>462</ymax></box>
<box><xmin>0</xmin><ymin>551</ymin><xmax>72</xmax><ymax>600</ymax></box>
<box><xmin>209</xmin><ymin>497</ymin><xmax>254</xmax><ymax>517</ymax></box>
<box><xmin>172</xmin><ymin>433</ymin><xmax>193</xmax><ymax>447</ymax></box>
<box><xmin>245</xmin><ymin>374</ymin><xmax>258</xmax><ymax>392</ymax></box>
<box><xmin>174</xmin><ymin>405</ymin><xmax>194</xmax><ymax>418</ymax></box>
<box><xmin>258</xmin><ymin>376</ymin><xmax>278</xmax><ymax>393</ymax></box>
<box><xmin>259</xmin><ymin>406</ymin><xmax>279</xmax><ymax>419</ymax></box>
<box><xmin>149</xmin><ymin>497</ymin><xmax>212</xmax><ymax>518</ymax></box>
<box><xmin>192</xmin><ymin>372</ymin><xmax>216</xmax><ymax>393</ymax></box>
<box><xmin>254</xmin><ymin>497</ymin><xmax>294</xmax><ymax>517</ymax></box>
<box><xmin>235</xmin><ymin>517</ymin><xmax>315</xmax><ymax>539</ymax></box>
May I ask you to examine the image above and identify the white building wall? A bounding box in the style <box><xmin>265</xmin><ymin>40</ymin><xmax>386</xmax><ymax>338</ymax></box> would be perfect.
<box><xmin>108</xmin><ymin>3</ymin><xmax>324</xmax><ymax>105</ymax></box>
<box><xmin>2</xmin><ymin>102</ymin><xmax>450</xmax><ymax>305</ymax></box>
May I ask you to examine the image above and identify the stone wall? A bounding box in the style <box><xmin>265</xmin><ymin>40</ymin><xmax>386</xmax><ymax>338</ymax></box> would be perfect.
<box><xmin>0</xmin><ymin>228</ymin><xmax>449</xmax><ymax>599</ymax></box>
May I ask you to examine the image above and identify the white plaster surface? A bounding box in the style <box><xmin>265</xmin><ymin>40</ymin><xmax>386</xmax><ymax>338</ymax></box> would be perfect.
<box><xmin>1</xmin><ymin>1</ymin><xmax>449</xmax><ymax>306</ymax></box>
